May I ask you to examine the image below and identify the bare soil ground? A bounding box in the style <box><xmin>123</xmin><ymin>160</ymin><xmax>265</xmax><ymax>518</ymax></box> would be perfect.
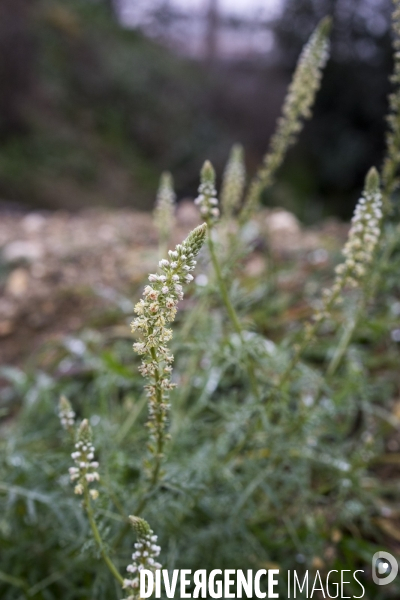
<box><xmin>0</xmin><ymin>204</ymin><xmax>348</xmax><ymax>366</ymax></box>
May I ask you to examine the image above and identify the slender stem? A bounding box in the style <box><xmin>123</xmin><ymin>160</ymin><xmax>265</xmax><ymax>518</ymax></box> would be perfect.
<box><xmin>114</xmin><ymin>348</ymin><xmax>171</xmax><ymax>551</ymax></box>
<box><xmin>116</xmin><ymin>395</ymin><xmax>147</xmax><ymax>445</ymax></box>
<box><xmin>282</xmin><ymin>229</ymin><xmax>400</xmax><ymax>416</ymax></box>
<box><xmin>275</xmin><ymin>284</ymin><xmax>343</xmax><ymax>390</ymax></box>
<box><xmin>207</xmin><ymin>227</ymin><xmax>259</xmax><ymax>399</ymax></box>
<box><xmin>103</xmin><ymin>481</ymin><xmax>129</xmax><ymax>521</ymax></box>
<box><xmin>112</xmin><ymin>484</ymin><xmax>158</xmax><ymax>551</ymax></box>
<box><xmin>83</xmin><ymin>486</ymin><xmax>124</xmax><ymax>586</ymax></box>
<box><xmin>325</xmin><ymin>229</ymin><xmax>398</xmax><ymax>378</ymax></box>
<box><xmin>0</xmin><ymin>571</ymin><xmax>29</xmax><ymax>597</ymax></box>
<box><xmin>207</xmin><ymin>232</ymin><xmax>242</xmax><ymax>332</ymax></box>
<box><xmin>180</xmin><ymin>295</ymin><xmax>210</xmax><ymax>340</ymax></box>
<box><xmin>326</xmin><ymin>316</ymin><xmax>358</xmax><ymax>378</ymax></box>
<box><xmin>276</xmin><ymin>320</ymin><xmax>319</xmax><ymax>389</ymax></box>
<box><xmin>149</xmin><ymin>347</ymin><xmax>165</xmax><ymax>487</ymax></box>
<box><xmin>158</xmin><ymin>237</ymin><xmax>168</xmax><ymax>262</ymax></box>
<box><xmin>119</xmin><ymin>350</ymin><xmax>167</xmax><ymax>544</ymax></box>
<box><xmin>307</xmin><ymin>307</ymin><xmax>360</xmax><ymax>407</ymax></box>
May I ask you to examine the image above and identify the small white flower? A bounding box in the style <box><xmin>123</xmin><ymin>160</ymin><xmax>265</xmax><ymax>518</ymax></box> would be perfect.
<box><xmin>69</xmin><ymin>420</ymin><xmax>100</xmax><ymax>498</ymax></box>
<box><xmin>195</xmin><ymin>161</ymin><xmax>220</xmax><ymax>224</ymax></box>
<box><xmin>316</xmin><ymin>167</ymin><xmax>382</xmax><ymax>316</ymax></box>
<box><xmin>58</xmin><ymin>396</ymin><xmax>76</xmax><ymax>430</ymax></box>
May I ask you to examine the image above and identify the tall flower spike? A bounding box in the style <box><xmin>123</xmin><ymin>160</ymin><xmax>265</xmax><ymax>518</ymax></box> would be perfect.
<box><xmin>315</xmin><ymin>168</ymin><xmax>383</xmax><ymax>321</ymax></box>
<box><xmin>382</xmin><ymin>0</ymin><xmax>400</xmax><ymax>211</ymax></box>
<box><xmin>240</xmin><ymin>17</ymin><xmax>331</xmax><ymax>222</ymax></box>
<box><xmin>277</xmin><ymin>168</ymin><xmax>383</xmax><ymax>388</ymax></box>
<box><xmin>194</xmin><ymin>160</ymin><xmax>220</xmax><ymax>224</ymax></box>
<box><xmin>58</xmin><ymin>395</ymin><xmax>75</xmax><ymax>431</ymax></box>
<box><xmin>153</xmin><ymin>172</ymin><xmax>176</xmax><ymax>256</ymax></box>
<box><xmin>221</xmin><ymin>144</ymin><xmax>246</xmax><ymax>218</ymax></box>
<box><xmin>69</xmin><ymin>419</ymin><xmax>100</xmax><ymax>500</ymax></box>
<box><xmin>131</xmin><ymin>224</ymin><xmax>207</xmax><ymax>475</ymax></box>
<box><xmin>122</xmin><ymin>516</ymin><xmax>162</xmax><ymax>599</ymax></box>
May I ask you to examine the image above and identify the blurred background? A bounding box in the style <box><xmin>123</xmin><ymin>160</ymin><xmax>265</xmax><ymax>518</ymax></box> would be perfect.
<box><xmin>0</xmin><ymin>0</ymin><xmax>393</xmax><ymax>221</ymax></box>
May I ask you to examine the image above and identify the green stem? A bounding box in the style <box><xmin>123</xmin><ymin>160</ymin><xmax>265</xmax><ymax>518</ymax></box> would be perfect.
<box><xmin>275</xmin><ymin>283</ymin><xmax>344</xmax><ymax>390</ymax></box>
<box><xmin>207</xmin><ymin>227</ymin><xmax>259</xmax><ymax>399</ymax></box>
<box><xmin>180</xmin><ymin>295</ymin><xmax>210</xmax><ymax>340</ymax></box>
<box><xmin>114</xmin><ymin>349</ymin><xmax>171</xmax><ymax>550</ymax></box>
<box><xmin>276</xmin><ymin>320</ymin><xmax>318</xmax><ymax>390</ymax></box>
<box><xmin>325</xmin><ymin>229</ymin><xmax>398</xmax><ymax>378</ymax></box>
<box><xmin>326</xmin><ymin>316</ymin><xmax>358</xmax><ymax>378</ymax></box>
<box><xmin>83</xmin><ymin>486</ymin><xmax>124</xmax><ymax>586</ymax></box>
<box><xmin>116</xmin><ymin>394</ymin><xmax>147</xmax><ymax>445</ymax></box>
<box><xmin>113</xmin><ymin>484</ymin><xmax>158</xmax><ymax>551</ymax></box>
<box><xmin>128</xmin><ymin>351</ymin><xmax>167</xmax><ymax>526</ymax></box>
<box><xmin>102</xmin><ymin>481</ymin><xmax>129</xmax><ymax>521</ymax></box>
<box><xmin>207</xmin><ymin>232</ymin><xmax>242</xmax><ymax>332</ymax></box>
<box><xmin>0</xmin><ymin>571</ymin><xmax>29</xmax><ymax>597</ymax></box>
<box><xmin>284</xmin><ymin>229</ymin><xmax>400</xmax><ymax>416</ymax></box>
<box><xmin>158</xmin><ymin>236</ymin><xmax>168</xmax><ymax>262</ymax></box>
<box><xmin>149</xmin><ymin>347</ymin><xmax>165</xmax><ymax>487</ymax></box>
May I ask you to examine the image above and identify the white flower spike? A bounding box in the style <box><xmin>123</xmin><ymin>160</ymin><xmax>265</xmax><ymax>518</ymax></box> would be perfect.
<box><xmin>131</xmin><ymin>224</ymin><xmax>207</xmax><ymax>471</ymax></box>
<box><xmin>122</xmin><ymin>517</ymin><xmax>162</xmax><ymax>600</ymax></box>
<box><xmin>69</xmin><ymin>419</ymin><xmax>100</xmax><ymax>500</ymax></box>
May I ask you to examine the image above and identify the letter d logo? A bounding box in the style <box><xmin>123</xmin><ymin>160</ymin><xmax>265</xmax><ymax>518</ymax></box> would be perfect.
<box><xmin>372</xmin><ymin>551</ymin><xmax>398</xmax><ymax>586</ymax></box>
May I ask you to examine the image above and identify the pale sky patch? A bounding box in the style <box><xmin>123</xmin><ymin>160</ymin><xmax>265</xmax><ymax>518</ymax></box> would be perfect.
<box><xmin>120</xmin><ymin>0</ymin><xmax>283</xmax><ymax>24</ymax></box>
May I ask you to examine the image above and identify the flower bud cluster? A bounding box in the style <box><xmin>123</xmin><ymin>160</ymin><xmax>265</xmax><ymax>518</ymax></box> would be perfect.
<box><xmin>153</xmin><ymin>172</ymin><xmax>176</xmax><ymax>246</ymax></box>
<box><xmin>241</xmin><ymin>18</ymin><xmax>330</xmax><ymax>222</ymax></box>
<box><xmin>58</xmin><ymin>395</ymin><xmax>75</xmax><ymax>430</ymax></box>
<box><xmin>69</xmin><ymin>419</ymin><xmax>99</xmax><ymax>500</ymax></box>
<box><xmin>194</xmin><ymin>160</ymin><xmax>219</xmax><ymax>223</ymax></box>
<box><xmin>221</xmin><ymin>144</ymin><xmax>246</xmax><ymax>218</ymax></box>
<box><xmin>131</xmin><ymin>224</ymin><xmax>207</xmax><ymax>458</ymax></box>
<box><xmin>278</xmin><ymin>17</ymin><xmax>330</xmax><ymax>134</ymax></box>
<box><xmin>122</xmin><ymin>517</ymin><xmax>162</xmax><ymax>599</ymax></box>
<box><xmin>315</xmin><ymin>168</ymin><xmax>382</xmax><ymax>321</ymax></box>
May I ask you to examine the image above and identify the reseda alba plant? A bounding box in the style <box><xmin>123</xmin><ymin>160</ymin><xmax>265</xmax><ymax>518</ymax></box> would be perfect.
<box><xmin>240</xmin><ymin>16</ymin><xmax>331</xmax><ymax>223</ymax></box>
<box><xmin>59</xmin><ymin>224</ymin><xmax>207</xmax><ymax>599</ymax></box>
<box><xmin>37</xmin><ymin>3</ymin><xmax>399</xmax><ymax>598</ymax></box>
<box><xmin>277</xmin><ymin>167</ymin><xmax>383</xmax><ymax>386</ymax></box>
